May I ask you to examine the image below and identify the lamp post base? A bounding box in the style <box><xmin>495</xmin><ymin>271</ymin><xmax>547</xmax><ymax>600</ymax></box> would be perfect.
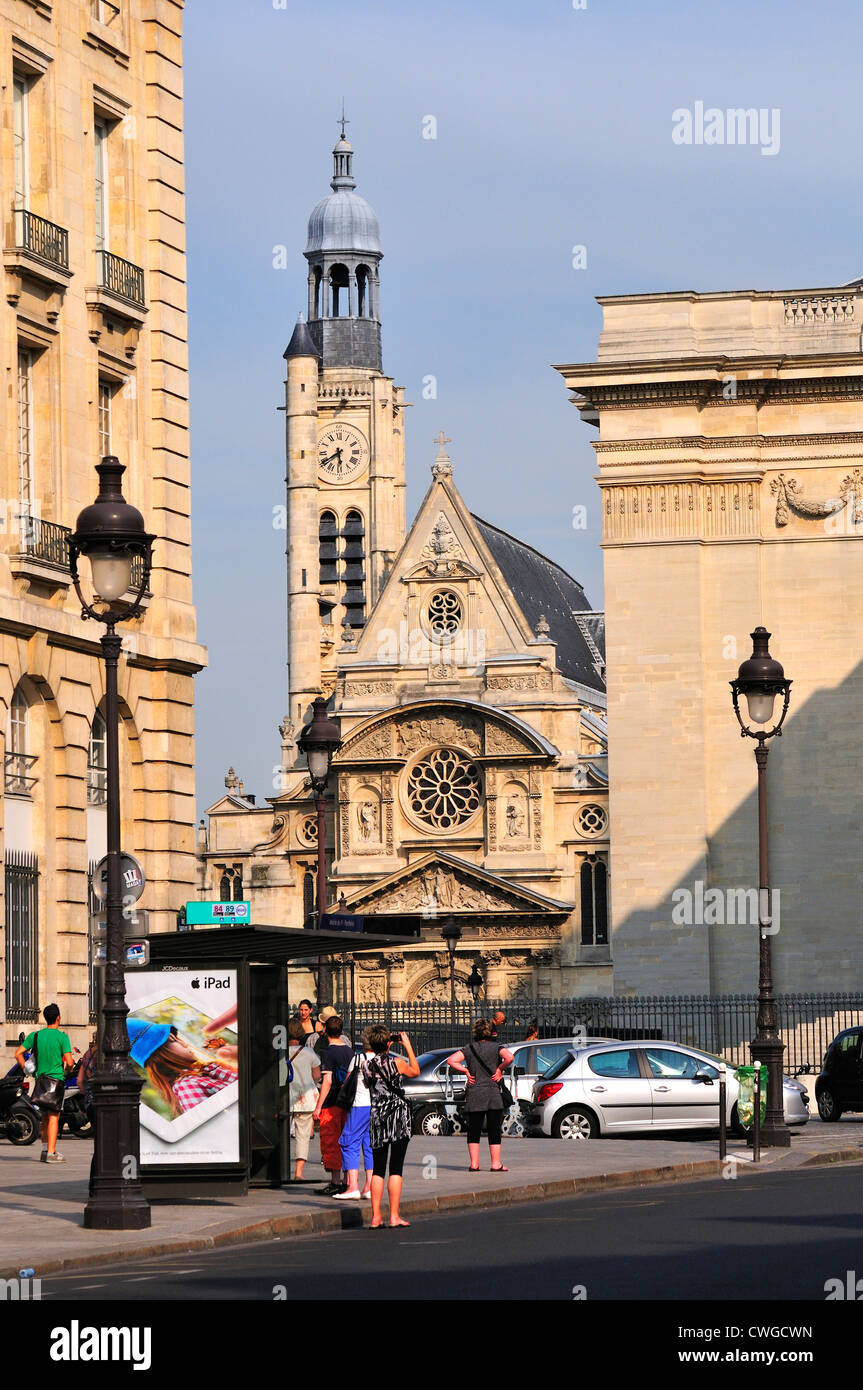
<box><xmin>748</xmin><ymin>1035</ymin><xmax>792</xmax><ymax>1149</ymax></box>
<box><xmin>83</xmin><ymin>1073</ymin><xmax>151</xmax><ymax>1230</ymax></box>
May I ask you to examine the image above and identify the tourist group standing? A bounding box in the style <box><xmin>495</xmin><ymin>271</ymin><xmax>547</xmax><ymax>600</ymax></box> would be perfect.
<box><xmin>288</xmin><ymin>1009</ymin><xmax>517</xmax><ymax>1224</ymax></box>
<box><xmin>288</xmin><ymin>1009</ymin><xmax>420</xmax><ymax>1227</ymax></box>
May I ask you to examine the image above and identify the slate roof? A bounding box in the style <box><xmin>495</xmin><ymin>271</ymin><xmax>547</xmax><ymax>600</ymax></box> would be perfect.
<box><xmin>283</xmin><ymin>316</ymin><xmax>319</xmax><ymax>359</ymax></box>
<box><xmin>471</xmin><ymin>515</ymin><xmax>606</xmax><ymax>693</ymax></box>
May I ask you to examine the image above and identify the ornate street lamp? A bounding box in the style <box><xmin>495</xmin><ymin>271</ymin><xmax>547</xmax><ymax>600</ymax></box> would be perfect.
<box><xmin>730</xmin><ymin>626</ymin><xmax>793</xmax><ymax>1148</ymax></box>
<box><xmin>297</xmin><ymin>696</ymin><xmax>342</xmax><ymax>1002</ymax></box>
<box><xmin>467</xmin><ymin>961</ymin><xmax>484</xmax><ymax>1003</ymax></box>
<box><xmin>69</xmin><ymin>457</ymin><xmax>154</xmax><ymax>1229</ymax></box>
<box><xmin>441</xmin><ymin>918</ymin><xmax>462</xmax><ymax>1031</ymax></box>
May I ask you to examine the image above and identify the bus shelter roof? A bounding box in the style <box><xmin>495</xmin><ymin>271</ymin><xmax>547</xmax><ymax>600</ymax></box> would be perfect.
<box><xmin>147</xmin><ymin>923</ymin><xmax>418</xmax><ymax>966</ymax></box>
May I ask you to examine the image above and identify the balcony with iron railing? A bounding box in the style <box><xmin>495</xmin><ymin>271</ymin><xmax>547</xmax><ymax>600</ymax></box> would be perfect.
<box><xmin>97</xmin><ymin>250</ymin><xmax>145</xmax><ymax>307</ymax></box>
<box><xmin>4</xmin><ymin>208</ymin><xmax>72</xmax><ymax>294</ymax></box>
<box><xmin>5</xmin><ymin>751</ymin><xmax>38</xmax><ymax>797</ymax></box>
<box><xmin>19</xmin><ymin>516</ymin><xmax>71</xmax><ymax>568</ymax></box>
<box><xmin>88</xmin><ymin>0</ymin><xmax>128</xmax><ymax>60</ymax></box>
<box><xmin>87</xmin><ymin>764</ymin><xmax>108</xmax><ymax>806</ymax></box>
<box><xmin>12</xmin><ymin>209</ymin><xmax>69</xmax><ymax>269</ymax></box>
<box><xmin>11</xmin><ymin>515</ymin><xmax>150</xmax><ymax>601</ymax></box>
<box><xmin>92</xmin><ymin>0</ymin><xmax>121</xmax><ymax>22</ymax></box>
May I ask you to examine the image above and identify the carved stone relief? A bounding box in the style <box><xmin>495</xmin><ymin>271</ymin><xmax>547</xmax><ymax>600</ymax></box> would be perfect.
<box><xmin>487</xmin><ymin>673</ymin><xmax>553</xmax><ymax>691</ymax></box>
<box><xmin>485</xmin><ymin>721</ymin><xmax>536</xmax><ymax>756</ymax></box>
<box><xmin>770</xmin><ymin>469</ymin><xmax>863</xmax><ymax>527</ymax></box>
<box><xmin>360</xmin><ymin>865</ymin><xmax>529</xmax><ymax>915</ymax></box>
<box><xmin>408</xmin><ymin>969</ymin><xmax>475</xmax><ymax>1003</ymax></box>
<box><xmin>483</xmin><ymin>923</ymin><xmax>558</xmax><ymax>938</ymax></box>
<box><xmin>381</xmin><ymin>771</ymin><xmax>394</xmax><ymax>853</ymax></box>
<box><xmin>339</xmin><ymin>724</ymin><xmax>393</xmax><ymax>761</ymax></box>
<box><xmin>502</xmin><ymin>786</ymin><xmax>529</xmax><ymax>842</ymax></box>
<box><xmin>358</xmin><ymin>975</ymin><xmax>387</xmax><ymax>1004</ymax></box>
<box><xmin>486</xmin><ymin>768</ymin><xmax>498</xmax><ymax>850</ymax></box>
<box><xmin>396</xmin><ymin>712</ymin><xmax>482</xmax><ymax>757</ymax></box>
<box><xmin>419</xmin><ymin>514</ymin><xmax>468</xmax><ymax>575</ymax></box>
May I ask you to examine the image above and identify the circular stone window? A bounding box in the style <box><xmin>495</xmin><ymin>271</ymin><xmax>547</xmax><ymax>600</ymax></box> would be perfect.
<box><xmin>576</xmin><ymin>803</ymin><xmax>608</xmax><ymax>837</ymax></box>
<box><xmin>297</xmin><ymin>814</ymin><xmax>318</xmax><ymax>846</ymax></box>
<box><xmin>406</xmin><ymin>747</ymin><xmax>482</xmax><ymax>831</ymax></box>
<box><xmin>427</xmin><ymin>590</ymin><xmax>463</xmax><ymax>638</ymax></box>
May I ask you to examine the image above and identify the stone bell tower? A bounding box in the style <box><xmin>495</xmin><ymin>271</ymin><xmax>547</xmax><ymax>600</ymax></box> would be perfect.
<box><xmin>284</xmin><ymin>118</ymin><xmax>407</xmax><ymax>742</ymax></box>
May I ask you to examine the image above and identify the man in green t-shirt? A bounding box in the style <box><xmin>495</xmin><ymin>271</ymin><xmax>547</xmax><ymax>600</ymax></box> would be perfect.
<box><xmin>16</xmin><ymin>1002</ymin><xmax>74</xmax><ymax>1163</ymax></box>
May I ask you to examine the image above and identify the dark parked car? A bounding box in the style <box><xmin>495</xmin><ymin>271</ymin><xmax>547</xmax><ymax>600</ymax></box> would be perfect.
<box><xmin>401</xmin><ymin>1049</ymin><xmax>467</xmax><ymax>1136</ymax></box>
<box><xmin>816</xmin><ymin>1027</ymin><xmax>863</xmax><ymax>1121</ymax></box>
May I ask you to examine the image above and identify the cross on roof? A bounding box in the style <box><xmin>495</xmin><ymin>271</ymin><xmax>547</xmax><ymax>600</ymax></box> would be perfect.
<box><xmin>338</xmin><ymin>101</ymin><xmax>350</xmax><ymax>139</ymax></box>
<box><xmin>434</xmin><ymin>431</ymin><xmax>451</xmax><ymax>452</ymax></box>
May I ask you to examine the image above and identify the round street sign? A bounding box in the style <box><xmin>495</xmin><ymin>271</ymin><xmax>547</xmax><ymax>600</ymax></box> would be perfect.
<box><xmin>92</xmin><ymin>853</ymin><xmax>145</xmax><ymax>904</ymax></box>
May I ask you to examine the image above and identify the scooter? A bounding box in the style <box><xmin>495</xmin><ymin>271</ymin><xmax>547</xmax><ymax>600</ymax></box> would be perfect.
<box><xmin>0</xmin><ymin>1073</ymin><xmax>41</xmax><ymax>1145</ymax></box>
<box><xmin>58</xmin><ymin>1062</ymin><xmax>93</xmax><ymax>1139</ymax></box>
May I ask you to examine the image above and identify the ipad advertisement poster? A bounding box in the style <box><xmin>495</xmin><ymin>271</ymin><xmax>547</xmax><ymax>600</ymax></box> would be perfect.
<box><xmin>124</xmin><ymin>971</ymin><xmax>240</xmax><ymax>1165</ymax></box>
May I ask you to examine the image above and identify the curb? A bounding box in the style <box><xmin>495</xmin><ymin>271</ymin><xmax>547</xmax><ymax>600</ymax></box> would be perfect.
<box><xmin>1</xmin><ymin>1157</ymin><xmax>722</xmax><ymax>1281</ymax></box>
<box><xmin>799</xmin><ymin>1146</ymin><xmax>863</xmax><ymax>1168</ymax></box>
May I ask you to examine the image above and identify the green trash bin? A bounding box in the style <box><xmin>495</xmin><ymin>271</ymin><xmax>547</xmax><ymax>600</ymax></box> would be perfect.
<box><xmin>735</xmin><ymin>1065</ymin><xmax>767</xmax><ymax>1130</ymax></box>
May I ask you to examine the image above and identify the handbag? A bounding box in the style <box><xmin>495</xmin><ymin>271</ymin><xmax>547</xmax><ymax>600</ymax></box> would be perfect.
<box><xmin>469</xmin><ymin>1043</ymin><xmax>515</xmax><ymax>1110</ymax></box>
<box><xmin>335</xmin><ymin>1054</ymin><xmax>362</xmax><ymax>1110</ymax></box>
<box><xmin>30</xmin><ymin>1032</ymin><xmax>66</xmax><ymax>1114</ymax></box>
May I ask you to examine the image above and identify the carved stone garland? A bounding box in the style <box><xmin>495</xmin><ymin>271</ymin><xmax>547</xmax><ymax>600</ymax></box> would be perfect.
<box><xmin>771</xmin><ymin>470</ymin><xmax>863</xmax><ymax>527</ymax></box>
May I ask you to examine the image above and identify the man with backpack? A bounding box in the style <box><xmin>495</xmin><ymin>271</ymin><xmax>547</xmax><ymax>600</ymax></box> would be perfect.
<box><xmin>311</xmin><ymin>1014</ymin><xmax>353</xmax><ymax>1194</ymax></box>
<box><xmin>15</xmin><ymin>1003</ymin><xmax>75</xmax><ymax>1163</ymax></box>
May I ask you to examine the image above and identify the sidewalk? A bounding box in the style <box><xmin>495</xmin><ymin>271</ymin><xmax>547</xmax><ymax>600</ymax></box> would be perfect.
<box><xmin>2</xmin><ymin>1117</ymin><xmax>862</xmax><ymax>1280</ymax></box>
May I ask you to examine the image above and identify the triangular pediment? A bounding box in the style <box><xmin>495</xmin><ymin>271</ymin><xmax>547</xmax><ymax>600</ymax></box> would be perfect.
<box><xmin>205</xmin><ymin>792</ymin><xmax>259</xmax><ymax>815</ymax></box>
<box><xmin>342</xmin><ymin>467</ymin><xmax>548</xmax><ymax>672</ymax></box>
<box><xmin>343</xmin><ymin>851</ymin><xmax>572</xmax><ymax>917</ymax></box>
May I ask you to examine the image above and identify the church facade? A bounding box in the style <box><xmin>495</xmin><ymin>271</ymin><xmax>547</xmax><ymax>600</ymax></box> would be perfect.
<box><xmin>199</xmin><ymin>128</ymin><xmax>610</xmax><ymax>1003</ymax></box>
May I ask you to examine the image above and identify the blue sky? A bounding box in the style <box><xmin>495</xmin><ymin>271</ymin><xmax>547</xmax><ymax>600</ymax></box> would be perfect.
<box><xmin>185</xmin><ymin>0</ymin><xmax>862</xmax><ymax>809</ymax></box>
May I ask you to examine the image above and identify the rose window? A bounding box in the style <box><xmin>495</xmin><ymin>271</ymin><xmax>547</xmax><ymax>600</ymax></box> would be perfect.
<box><xmin>577</xmin><ymin>803</ymin><xmax>608</xmax><ymax>837</ymax></box>
<box><xmin>406</xmin><ymin>747</ymin><xmax>482</xmax><ymax>830</ymax></box>
<box><xmin>428</xmin><ymin>590</ymin><xmax>463</xmax><ymax>637</ymax></box>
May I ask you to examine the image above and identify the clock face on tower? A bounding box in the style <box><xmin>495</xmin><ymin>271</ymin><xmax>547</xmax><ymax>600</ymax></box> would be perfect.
<box><xmin>318</xmin><ymin>423</ymin><xmax>369</xmax><ymax>483</ymax></box>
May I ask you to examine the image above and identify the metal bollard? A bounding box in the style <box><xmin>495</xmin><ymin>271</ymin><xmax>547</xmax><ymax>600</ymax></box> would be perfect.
<box><xmin>719</xmin><ymin>1065</ymin><xmax>727</xmax><ymax>1162</ymax></box>
<box><xmin>753</xmin><ymin>1060</ymin><xmax>762</xmax><ymax>1164</ymax></box>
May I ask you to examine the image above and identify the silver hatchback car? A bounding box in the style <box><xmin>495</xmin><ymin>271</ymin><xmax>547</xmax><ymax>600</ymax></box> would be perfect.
<box><xmin>527</xmin><ymin>1040</ymin><xmax>809</xmax><ymax>1139</ymax></box>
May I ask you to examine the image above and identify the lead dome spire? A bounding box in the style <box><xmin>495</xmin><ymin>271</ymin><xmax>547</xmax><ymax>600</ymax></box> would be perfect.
<box><xmin>303</xmin><ymin>113</ymin><xmax>383</xmax><ymax>370</ymax></box>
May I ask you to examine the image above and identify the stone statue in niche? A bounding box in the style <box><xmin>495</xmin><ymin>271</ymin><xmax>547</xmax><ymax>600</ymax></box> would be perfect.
<box><xmin>505</xmin><ymin>795</ymin><xmax>527</xmax><ymax>839</ymax></box>
<box><xmin>357</xmin><ymin>800</ymin><xmax>380</xmax><ymax>841</ymax></box>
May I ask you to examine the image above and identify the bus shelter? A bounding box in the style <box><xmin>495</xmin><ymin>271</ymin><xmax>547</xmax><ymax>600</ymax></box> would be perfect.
<box><xmin>124</xmin><ymin>923</ymin><xmax>416</xmax><ymax>1198</ymax></box>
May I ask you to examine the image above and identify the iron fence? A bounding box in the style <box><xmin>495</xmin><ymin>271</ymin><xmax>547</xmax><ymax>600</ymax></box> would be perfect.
<box><xmin>349</xmin><ymin>994</ymin><xmax>863</xmax><ymax>1071</ymax></box>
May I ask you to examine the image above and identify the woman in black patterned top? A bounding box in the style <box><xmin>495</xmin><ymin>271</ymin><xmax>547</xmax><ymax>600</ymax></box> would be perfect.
<box><xmin>363</xmin><ymin>1024</ymin><xmax>420</xmax><ymax>1228</ymax></box>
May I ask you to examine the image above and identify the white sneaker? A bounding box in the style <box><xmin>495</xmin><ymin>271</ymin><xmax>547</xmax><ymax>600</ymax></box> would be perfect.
<box><xmin>332</xmin><ymin>1188</ymin><xmax>361</xmax><ymax>1200</ymax></box>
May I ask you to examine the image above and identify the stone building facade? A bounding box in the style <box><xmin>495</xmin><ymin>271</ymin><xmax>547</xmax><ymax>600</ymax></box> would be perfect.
<box><xmin>556</xmin><ymin>283</ymin><xmax>863</xmax><ymax>995</ymax></box>
<box><xmin>0</xmin><ymin>0</ymin><xmax>206</xmax><ymax>1053</ymax></box>
<box><xmin>199</xmin><ymin>129</ymin><xmax>609</xmax><ymax>1004</ymax></box>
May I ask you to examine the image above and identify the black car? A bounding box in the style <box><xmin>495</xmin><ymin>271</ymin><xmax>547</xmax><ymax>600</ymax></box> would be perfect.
<box><xmin>400</xmin><ymin>1049</ymin><xmax>467</xmax><ymax>1136</ymax></box>
<box><xmin>815</xmin><ymin>1026</ymin><xmax>863</xmax><ymax>1121</ymax></box>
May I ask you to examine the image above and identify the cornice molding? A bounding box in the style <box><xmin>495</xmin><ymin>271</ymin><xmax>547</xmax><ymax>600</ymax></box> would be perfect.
<box><xmin>594</xmin><ymin>431</ymin><xmax>863</xmax><ymax>454</ymax></box>
<box><xmin>581</xmin><ymin>377</ymin><xmax>863</xmax><ymax>411</ymax></box>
